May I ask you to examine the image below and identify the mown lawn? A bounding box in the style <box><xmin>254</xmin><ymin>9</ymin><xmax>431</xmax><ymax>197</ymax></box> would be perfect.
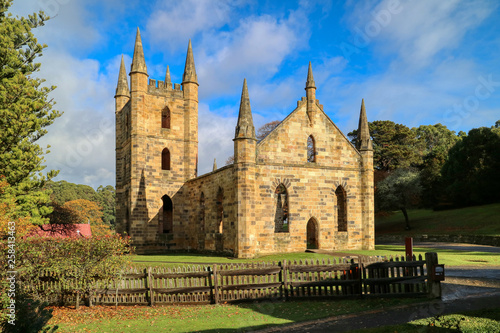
<box><xmin>376</xmin><ymin>203</ymin><xmax>500</xmax><ymax>237</ymax></box>
<box><xmin>131</xmin><ymin>244</ymin><xmax>500</xmax><ymax>268</ymax></box>
<box><xmin>43</xmin><ymin>298</ymin><xmax>417</xmax><ymax>333</ymax></box>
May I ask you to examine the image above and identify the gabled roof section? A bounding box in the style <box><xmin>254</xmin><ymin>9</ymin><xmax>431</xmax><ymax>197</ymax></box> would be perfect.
<box><xmin>257</xmin><ymin>98</ymin><xmax>361</xmax><ymax>157</ymax></box>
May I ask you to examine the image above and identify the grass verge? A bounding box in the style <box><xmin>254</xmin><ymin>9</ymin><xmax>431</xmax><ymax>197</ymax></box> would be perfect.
<box><xmin>131</xmin><ymin>244</ymin><xmax>500</xmax><ymax>268</ymax></box>
<box><xmin>43</xmin><ymin>298</ymin><xmax>418</xmax><ymax>333</ymax></box>
<box><xmin>376</xmin><ymin>203</ymin><xmax>500</xmax><ymax>237</ymax></box>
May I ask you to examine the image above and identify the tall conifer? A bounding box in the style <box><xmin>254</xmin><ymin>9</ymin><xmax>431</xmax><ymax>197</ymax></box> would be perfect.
<box><xmin>0</xmin><ymin>0</ymin><xmax>61</xmax><ymax>225</ymax></box>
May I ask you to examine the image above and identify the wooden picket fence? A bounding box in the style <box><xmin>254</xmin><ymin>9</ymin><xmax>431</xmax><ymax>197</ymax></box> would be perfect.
<box><xmin>22</xmin><ymin>253</ymin><xmax>441</xmax><ymax>306</ymax></box>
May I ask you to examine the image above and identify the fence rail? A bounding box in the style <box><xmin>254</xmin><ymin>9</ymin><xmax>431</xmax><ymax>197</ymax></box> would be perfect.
<box><xmin>21</xmin><ymin>253</ymin><xmax>442</xmax><ymax>306</ymax></box>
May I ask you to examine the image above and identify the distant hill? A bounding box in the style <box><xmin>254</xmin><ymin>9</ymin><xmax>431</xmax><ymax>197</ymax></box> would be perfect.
<box><xmin>376</xmin><ymin>203</ymin><xmax>500</xmax><ymax>237</ymax></box>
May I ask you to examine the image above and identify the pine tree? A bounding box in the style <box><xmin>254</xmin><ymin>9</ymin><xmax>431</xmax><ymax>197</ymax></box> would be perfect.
<box><xmin>0</xmin><ymin>0</ymin><xmax>61</xmax><ymax>225</ymax></box>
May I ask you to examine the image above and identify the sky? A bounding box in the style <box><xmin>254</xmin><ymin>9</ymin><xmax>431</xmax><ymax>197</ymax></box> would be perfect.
<box><xmin>10</xmin><ymin>0</ymin><xmax>500</xmax><ymax>189</ymax></box>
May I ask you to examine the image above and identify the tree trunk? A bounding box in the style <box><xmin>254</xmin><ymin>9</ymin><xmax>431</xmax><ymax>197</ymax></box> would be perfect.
<box><xmin>401</xmin><ymin>207</ymin><xmax>411</xmax><ymax>230</ymax></box>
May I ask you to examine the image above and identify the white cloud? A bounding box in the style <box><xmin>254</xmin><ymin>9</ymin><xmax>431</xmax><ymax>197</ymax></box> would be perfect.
<box><xmin>196</xmin><ymin>12</ymin><xmax>307</xmax><ymax>99</ymax></box>
<box><xmin>197</xmin><ymin>104</ymin><xmax>237</xmax><ymax>175</ymax></box>
<box><xmin>334</xmin><ymin>0</ymin><xmax>500</xmax><ymax>133</ymax></box>
<box><xmin>345</xmin><ymin>0</ymin><xmax>496</xmax><ymax>68</ymax></box>
<box><xmin>37</xmin><ymin>50</ymin><xmax>119</xmax><ymax>188</ymax></box>
<box><xmin>146</xmin><ymin>0</ymin><xmax>241</xmax><ymax>51</ymax></box>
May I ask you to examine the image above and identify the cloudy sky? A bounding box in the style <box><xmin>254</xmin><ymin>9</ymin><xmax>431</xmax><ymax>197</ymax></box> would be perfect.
<box><xmin>10</xmin><ymin>0</ymin><xmax>500</xmax><ymax>188</ymax></box>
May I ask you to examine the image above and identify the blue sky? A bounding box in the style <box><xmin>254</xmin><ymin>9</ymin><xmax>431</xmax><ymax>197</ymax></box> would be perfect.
<box><xmin>10</xmin><ymin>0</ymin><xmax>500</xmax><ymax>188</ymax></box>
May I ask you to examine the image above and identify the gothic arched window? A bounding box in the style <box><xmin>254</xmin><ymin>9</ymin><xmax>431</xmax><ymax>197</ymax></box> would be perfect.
<box><xmin>162</xmin><ymin>107</ymin><xmax>171</xmax><ymax>129</ymax></box>
<box><xmin>200</xmin><ymin>192</ymin><xmax>205</xmax><ymax>231</ymax></box>
<box><xmin>336</xmin><ymin>186</ymin><xmax>347</xmax><ymax>232</ymax></box>
<box><xmin>307</xmin><ymin>135</ymin><xmax>316</xmax><ymax>163</ymax></box>
<box><xmin>162</xmin><ymin>148</ymin><xmax>171</xmax><ymax>170</ymax></box>
<box><xmin>162</xmin><ymin>195</ymin><xmax>173</xmax><ymax>234</ymax></box>
<box><xmin>216</xmin><ymin>187</ymin><xmax>224</xmax><ymax>234</ymax></box>
<box><xmin>274</xmin><ymin>184</ymin><xmax>289</xmax><ymax>233</ymax></box>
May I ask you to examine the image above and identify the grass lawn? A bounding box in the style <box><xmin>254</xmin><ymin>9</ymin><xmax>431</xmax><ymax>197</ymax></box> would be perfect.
<box><xmin>350</xmin><ymin>307</ymin><xmax>500</xmax><ymax>332</ymax></box>
<box><xmin>346</xmin><ymin>245</ymin><xmax>500</xmax><ymax>267</ymax></box>
<box><xmin>131</xmin><ymin>244</ymin><xmax>500</xmax><ymax>268</ymax></box>
<box><xmin>130</xmin><ymin>251</ymin><xmax>344</xmax><ymax>269</ymax></box>
<box><xmin>43</xmin><ymin>298</ymin><xmax>418</xmax><ymax>333</ymax></box>
<box><xmin>376</xmin><ymin>203</ymin><xmax>500</xmax><ymax>237</ymax></box>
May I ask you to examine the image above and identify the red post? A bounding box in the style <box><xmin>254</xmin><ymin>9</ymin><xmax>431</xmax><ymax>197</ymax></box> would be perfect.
<box><xmin>405</xmin><ymin>237</ymin><xmax>413</xmax><ymax>260</ymax></box>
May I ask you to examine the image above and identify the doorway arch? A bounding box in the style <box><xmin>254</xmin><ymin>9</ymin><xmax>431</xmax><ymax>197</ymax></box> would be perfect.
<box><xmin>161</xmin><ymin>195</ymin><xmax>173</xmax><ymax>233</ymax></box>
<box><xmin>306</xmin><ymin>218</ymin><xmax>319</xmax><ymax>249</ymax></box>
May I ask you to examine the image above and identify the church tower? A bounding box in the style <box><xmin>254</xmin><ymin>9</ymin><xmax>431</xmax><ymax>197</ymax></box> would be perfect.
<box><xmin>115</xmin><ymin>29</ymin><xmax>199</xmax><ymax>250</ymax></box>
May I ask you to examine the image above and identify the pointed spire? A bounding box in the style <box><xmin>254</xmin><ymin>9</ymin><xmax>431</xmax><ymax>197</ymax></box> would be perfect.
<box><xmin>357</xmin><ymin>99</ymin><xmax>373</xmax><ymax>151</ymax></box>
<box><xmin>130</xmin><ymin>27</ymin><xmax>147</xmax><ymax>75</ymax></box>
<box><xmin>165</xmin><ymin>65</ymin><xmax>171</xmax><ymax>85</ymax></box>
<box><xmin>234</xmin><ymin>79</ymin><xmax>256</xmax><ymax>140</ymax></box>
<box><xmin>305</xmin><ymin>61</ymin><xmax>316</xmax><ymax>89</ymax></box>
<box><xmin>213</xmin><ymin>158</ymin><xmax>217</xmax><ymax>171</ymax></box>
<box><xmin>115</xmin><ymin>55</ymin><xmax>130</xmax><ymax>98</ymax></box>
<box><xmin>182</xmin><ymin>39</ymin><xmax>198</xmax><ymax>85</ymax></box>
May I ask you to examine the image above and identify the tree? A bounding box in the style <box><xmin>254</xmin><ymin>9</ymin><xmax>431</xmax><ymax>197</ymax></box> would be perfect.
<box><xmin>0</xmin><ymin>1</ymin><xmax>61</xmax><ymax>225</ymax></box>
<box><xmin>45</xmin><ymin>180</ymin><xmax>96</xmax><ymax>205</ymax></box>
<box><xmin>95</xmin><ymin>185</ymin><xmax>116</xmax><ymax>227</ymax></box>
<box><xmin>0</xmin><ymin>177</ymin><xmax>35</xmax><ymax>239</ymax></box>
<box><xmin>376</xmin><ymin>169</ymin><xmax>423</xmax><ymax>230</ymax></box>
<box><xmin>45</xmin><ymin>181</ymin><xmax>116</xmax><ymax>227</ymax></box>
<box><xmin>441</xmin><ymin>125</ymin><xmax>500</xmax><ymax>207</ymax></box>
<box><xmin>348</xmin><ymin>120</ymin><xmax>421</xmax><ymax>172</ymax></box>
<box><xmin>226</xmin><ymin>120</ymin><xmax>280</xmax><ymax>165</ymax></box>
<box><xmin>412</xmin><ymin>124</ymin><xmax>459</xmax><ymax>207</ymax></box>
<box><xmin>256</xmin><ymin>120</ymin><xmax>280</xmax><ymax>141</ymax></box>
<box><xmin>49</xmin><ymin>199</ymin><xmax>113</xmax><ymax>236</ymax></box>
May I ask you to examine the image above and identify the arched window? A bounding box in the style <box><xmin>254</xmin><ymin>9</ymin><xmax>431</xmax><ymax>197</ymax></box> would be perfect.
<box><xmin>336</xmin><ymin>186</ymin><xmax>347</xmax><ymax>232</ymax></box>
<box><xmin>200</xmin><ymin>192</ymin><xmax>205</xmax><ymax>231</ymax></box>
<box><xmin>307</xmin><ymin>218</ymin><xmax>318</xmax><ymax>249</ymax></box>
<box><xmin>162</xmin><ymin>107</ymin><xmax>171</xmax><ymax>129</ymax></box>
<box><xmin>162</xmin><ymin>195</ymin><xmax>173</xmax><ymax>234</ymax></box>
<box><xmin>161</xmin><ymin>148</ymin><xmax>170</xmax><ymax>170</ymax></box>
<box><xmin>307</xmin><ymin>135</ymin><xmax>316</xmax><ymax>163</ymax></box>
<box><xmin>125</xmin><ymin>113</ymin><xmax>130</xmax><ymax>136</ymax></box>
<box><xmin>274</xmin><ymin>184</ymin><xmax>289</xmax><ymax>233</ymax></box>
<box><xmin>216</xmin><ymin>187</ymin><xmax>224</xmax><ymax>234</ymax></box>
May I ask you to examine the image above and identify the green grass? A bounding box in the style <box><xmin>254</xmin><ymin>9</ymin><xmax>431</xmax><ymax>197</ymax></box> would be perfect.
<box><xmin>346</xmin><ymin>245</ymin><xmax>500</xmax><ymax>267</ymax></box>
<box><xmin>376</xmin><ymin>203</ymin><xmax>500</xmax><ymax>237</ymax></box>
<box><xmin>130</xmin><ymin>251</ymin><xmax>341</xmax><ymax>269</ymax></box>
<box><xmin>44</xmin><ymin>298</ymin><xmax>418</xmax><ymax>333</ymax></box>
<box><xmin>131</xmin><ymin>244</ymin><xmax>499</xmax><ymax>268</ymax></box>
<box><xmin>350</xmin><ymin>307</ymin><xmax>500</xmax><ymax>332</ymax></box>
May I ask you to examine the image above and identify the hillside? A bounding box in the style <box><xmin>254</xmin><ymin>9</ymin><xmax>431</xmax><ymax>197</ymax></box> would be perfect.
<box><xmin>375</xmin><ymin>203</ymin><xmax>500</xmax><ymax>237</ymax></box>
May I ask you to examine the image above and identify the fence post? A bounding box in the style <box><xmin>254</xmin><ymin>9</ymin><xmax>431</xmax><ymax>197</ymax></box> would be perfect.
<box><xmin>213</xmin><ymin>265</ymin><xmax>219</xmax><ymax>304</ymax></box>
<box><xmin>350</xmin><ymin>260</ymin><xmax>362</xmax><ymax>296</ymax></box>
<box><xmin>147</xmin><ymin>267</ymin><xmax>154</xmax><ymax>306</ymax></box>
<box><xmin>425</xmin><ymin>252</ymin><xmax>441</xmax><ymax>298</ymax></box>
<box><xmin>282</xmin><ymin>260</ymin><xmax>289</xmax><ymax>301</ymax></box>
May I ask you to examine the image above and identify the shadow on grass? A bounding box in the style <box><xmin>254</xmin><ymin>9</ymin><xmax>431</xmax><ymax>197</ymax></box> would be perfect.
<box><xmin>195</xmin><ymin>297</ymin><xmax>420</xmax><ymax>333</ymax></box>
<box><xmin>1</xmin><ymin>292</ymin><xmax>58</xmax><ymax>333</ymax></box>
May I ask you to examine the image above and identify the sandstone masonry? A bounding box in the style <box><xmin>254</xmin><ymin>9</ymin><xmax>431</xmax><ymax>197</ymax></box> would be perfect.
<box><xmin>115</xmin><ymin>29</ymin><xmax>375</xmax><ymax>258</ymax></box>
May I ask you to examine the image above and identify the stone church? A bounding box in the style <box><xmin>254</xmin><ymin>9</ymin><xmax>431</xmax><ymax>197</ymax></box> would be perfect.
<box><xmin>115</xmin><ymin>29</ymin><xmax>374</xmax><ymax>258</ymax></box>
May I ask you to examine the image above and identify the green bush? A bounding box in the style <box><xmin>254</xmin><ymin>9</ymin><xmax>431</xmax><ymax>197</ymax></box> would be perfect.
<box><xmin>0</xmin><ymin>235</ymin><xmax>132</xmax><ymax>327</ymax></box>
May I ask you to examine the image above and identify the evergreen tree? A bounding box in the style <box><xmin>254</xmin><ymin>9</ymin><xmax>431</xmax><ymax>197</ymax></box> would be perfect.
<box><xmin>441</xmin><ymin>124</ymin><xmax>500</xmax><ymax>206</ymax></box>
<box><xmin>348</xmin><ymin>120</ymin><xmax>421</xmax><ymax>172</ymax></box>
<box><xmin>412</xmin><ymin>124</ymin><xmax>459</xmax><ymax>207</ymax></box>
<box><xmin>0</xmin><ymin>0</ymin><xmax>61</xmax><ymax>225</ymax></box>
<box><xmin>376</xmin><ymin>168</ymin><xmax>423</xmax><ymax>230</ymax></box>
